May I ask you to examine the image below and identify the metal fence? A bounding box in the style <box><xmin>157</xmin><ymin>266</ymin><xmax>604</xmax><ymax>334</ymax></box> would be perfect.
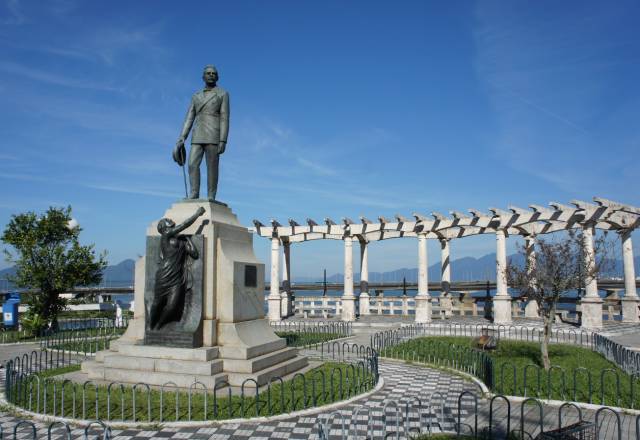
<box><xmin>39</xmin><ymin>330</ymin><xmax>120</xmax><ymax>356</ymax></box>
<box><xmin>1</xmin><ymin>317</ymin><xmax>129</xmax><ymax>344</ymax></box>
<box><xmin>370</xmin><ymin>321</ymin><xmax>640</xmax><ymax>376</ymax></box>
<box><xmin>316</xmin><ymin>390</ymin><xmax>635</xmax><ymax>440</ymax></box>
<box><xmin>370</xmin><ymin>322</ymin><xmax>640</xmax><ymax>409</ymax></box>
<box><xmin>270</xmin><ymin>321</ymin><xmax>353</xmax><ymax>347</ymax></box>
<box><xmin>0</xmin><ymin>419</ymin><xmax>111</xmax><ymax>440</ymax></box>
<box><xmin>370</xmin><ymin>322</ymin><xmax>596</xmax><ymax>351</ymax></box>
<box><xmin>4</xmin><ymin>341</ymin><xmax>379</xmax><ymax>423</ymax></box>
<box><xmin>0</xmin><ymin>390</ymin><xmax>637</xmax><ymax>439</ymax></box>
<box><xmin>592</xmin><ymin>332</ymin><xmax>640</xmax><ymax>376</ymax></box>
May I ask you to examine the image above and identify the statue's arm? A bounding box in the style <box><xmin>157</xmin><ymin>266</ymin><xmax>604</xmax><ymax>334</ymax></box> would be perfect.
<box><xmin>219</xmin><ymin>92</ymin><xmax>230</xmax><ymax>144</ymax></box>
<box><xmin>185</xmin><ymin>237</ymin><xmax>199</xmax><ymax>259</ymax></box>
<box><xmin>178</xmin><ymin>97</ymin><xmax>196</xmax><ymax>143</ymax></box>
<box><xmin>170</xmin><ymin>207</ymin><xmax>206</xmax><ymax>236</ymax></box>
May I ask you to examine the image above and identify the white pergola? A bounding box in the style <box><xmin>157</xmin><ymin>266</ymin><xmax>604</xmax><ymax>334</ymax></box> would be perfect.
<box><xmin>253</xmin><ymin>197</ymin><xmax>640</xmax><ymax>328</ymax></box>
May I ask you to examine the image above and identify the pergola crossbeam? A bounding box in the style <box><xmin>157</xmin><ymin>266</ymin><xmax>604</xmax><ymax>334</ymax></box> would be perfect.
<box><xmin>254</xmin><ymin>197</ymin><xmax>639</xmax><ymax>242</ymax></box>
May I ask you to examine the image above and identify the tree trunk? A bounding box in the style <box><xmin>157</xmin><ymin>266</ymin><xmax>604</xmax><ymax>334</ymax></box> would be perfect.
<box><xmin>541</xmin><ymin>302</ymin><xmax>555</xmax><ymax>371</ymax></box>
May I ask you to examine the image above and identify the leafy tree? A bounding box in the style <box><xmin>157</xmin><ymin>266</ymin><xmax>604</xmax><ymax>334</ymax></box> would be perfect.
<box><xmin>1</xmin><ymin>206</ymin><xmax>107</xmax><ymax>335</ymax></box>
<box><xmin>507</xmin><ymin>229</ymin><xmax>610</xmax><ymax>370</ymax></box>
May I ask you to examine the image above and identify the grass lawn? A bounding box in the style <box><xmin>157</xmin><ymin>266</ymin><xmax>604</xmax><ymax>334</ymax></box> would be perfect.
<box><xmin>2</xmin><ymin>326</ymin><xmax>126</xmax><ymax>345</ymax></box>
<box><xmin>384</xmin><ymin>336</ymin><xmax>640</xmax><ymax>408</ymax></box>
<box><xmin>411</xmin><ymin>435</ymin><xmax>475</xmax><ymax>439</ymax></box>
<box><xmin>274</xmin><ymin>331</ymin><xmax>344</xmax><ymax>347</ymax></box>
<box><xmin>44</xmin><ymin>331</ymin><xmax>342</xmax><ymax>354</ymax></box>
<box><xmin>413</xmin><ymin>434</ymin><xmax>523</xmax><ymax>439</ymax></box>
<box><xmin>47</xmin><ymin>336</ymin><xmax>118</xmax><ymax>354</ymax></box>
<box><xmin>7</xmin><ymin>361</ymin><xmax>375</xmax><ymax>422</ymax></box>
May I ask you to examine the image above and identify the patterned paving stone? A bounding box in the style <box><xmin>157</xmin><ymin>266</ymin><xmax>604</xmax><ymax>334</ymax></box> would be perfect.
<box><xmin>1</xmin><ymin>324</ymin><xmax>639</xmax><ymax>439</ymax></box>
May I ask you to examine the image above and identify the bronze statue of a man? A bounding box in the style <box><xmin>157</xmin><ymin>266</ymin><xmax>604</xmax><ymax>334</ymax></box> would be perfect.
<box><xmin>173</xmin><ymin>65</ymin><xmax>230</xmax><ymax>201</ymax></box>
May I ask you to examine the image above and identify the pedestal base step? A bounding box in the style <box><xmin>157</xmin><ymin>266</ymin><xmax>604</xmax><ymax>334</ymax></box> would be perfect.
<box><xmin>226</xmin><ymin>355</ymin><xmax>309</xmax><ymax>387</ymax></box>
<box><xmin>103</xmin><ymin>354</ymin><xmax>224</xmax><ymax>376</ymax></box>
<box><xmin>115</xmin><ymin>343</ymin><xmax>219</xmax><ymax>361</ymax></box>
<box><xmin>82</xmin><ymin>360</ymin><xmax>229</xmax><ymax>389</ymax></box>
<box><xmin>222</xmin><ymin>347</ymin><xmax>298</xmax><ymax>373</ymax></box>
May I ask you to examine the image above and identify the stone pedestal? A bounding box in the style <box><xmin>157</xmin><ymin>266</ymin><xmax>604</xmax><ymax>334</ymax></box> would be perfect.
<box><xmin>580</xmin><ymin>297</ymin><xmax>603</xmax><ymax>329</ymax></box>
<box><xmin>414</xmin><ymin>295</ymin><xmax>432</xmax><ymax>323</ymax></box>
<box><xmin>280</xmin><ymin>291</ymin><xmax>289</xmax><ymax>318</ymax></box>
<box><xmin>359</xmin><ymin>292</ymin><xmax>370</xmax><ymax>316</ymax></box>
<box><xmin>492</xmin><ymin>296</ymin><xmax>512</xmax><ymax>324</ymax></box>
<box><xmin>267</xmin><ymin>295</ymin><xmax>282</xmax><ymax>321</ymax></box>
<box><xmin>84</xmin><ymin>201</ymin><xmax>307</xmax><ymax>387</ymax></box>
<box><xmin>440</xmin><ymin>294</ymin><xmax>453</xmax><ymax>318</ymax></box>
<box><xmin>341</xmin><ymin>296</ymin><xmax>357</xmax><ymax>321</ymax></box>
<box><xmin>524</xmin><ymin>299</ymin><xmax>540</xmax><ymax>318</ymax></box>
<box><xmin>621</xmin><ymin>297</ymin><xmax>640</xmax><ymax>323</ymax></box>
<box><xmin>288</xmin><ymin>292</ymin><xmax>295</xmax><ymax>316</ymax></box>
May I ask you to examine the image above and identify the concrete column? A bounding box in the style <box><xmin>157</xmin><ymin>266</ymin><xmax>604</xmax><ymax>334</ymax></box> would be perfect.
<box><xmin>281</xmin><ymin>241</ymin><xmax>293</xmax><ymax>317</ymax></box>
<box><xmin>493</xmin><ymin>229</ymin><xmax>512</xmax><ymax>324</ymax></box>
<box><xmin>620</xmin><ymin>230</ymin><xmax>640</xmax><ymax>322</ymax></box>
<box><xmin>524</xmin><ymin>236</ymin><xmax>540</xmax><ymax>318</ymax></box>
<box><xmin>580</xmin><ymin>225</ymin><xmax>603</xmax><ymax>329</ymax></box>
<box><xmin>121</xmin><ymin>256</ymin><xmax>146</xmax><ymax>341</ymax></box>
<box><xmin>359</xmin><ymin>240</ymin><xmax>370</xmax><ymax>316</ymax></box>
<box><xmin>415</xmin><ymin>233</ymin><xmax>432</xmax><ymax>323</ymax></box>
<box><xmin>267</xmin><ymin>237</ymin><xmax>282</xmax><ymax>321</ymax></box>
<box><xmin>439</xmin><ymin>239</ymin><xmax>453</xmax><ymax>318</ymax></box>
<box><xmin>282</xmin><ymin>241</ymin><xmax>291</xmax><ymax>292</ymax></box>
<box><xmin>341</xmin><ymin>237</ymin><xmax>356</xmax><ymax>321</ymax></box>
<box><xmin>280</xmin><ymin>291</ymin><xmax>289</xmax><ymax>318</ymax></box>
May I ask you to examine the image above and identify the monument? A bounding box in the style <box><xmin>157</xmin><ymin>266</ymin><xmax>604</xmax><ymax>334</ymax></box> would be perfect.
<box><xmin>82</xmin><ymin>66</ymin><xmax>307</xmax><ymax>388</ymax></box>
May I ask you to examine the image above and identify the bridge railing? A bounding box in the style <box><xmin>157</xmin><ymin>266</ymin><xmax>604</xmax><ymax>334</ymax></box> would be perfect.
<box><xmin>285</xmin><ymin>292</ymin><xmax>627</xmax><ymax>322</ymax></box>
<box><xmin>286</xmin><ymin>292</ymin><xmax>622</xmax><ymax>321</ymax></box>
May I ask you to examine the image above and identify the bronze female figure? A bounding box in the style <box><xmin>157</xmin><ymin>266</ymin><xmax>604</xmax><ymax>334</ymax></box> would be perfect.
<box><xmin>149</xmin><ymin>206</ymin><xmax>205</xmax><ymax>330</ymax></box>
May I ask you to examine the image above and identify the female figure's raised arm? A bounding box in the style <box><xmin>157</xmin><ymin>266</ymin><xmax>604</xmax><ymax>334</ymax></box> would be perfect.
<box><xmin>168</xmin><ymin>206</ymin><xmax>206</xmax><ymax>237</ymax></box>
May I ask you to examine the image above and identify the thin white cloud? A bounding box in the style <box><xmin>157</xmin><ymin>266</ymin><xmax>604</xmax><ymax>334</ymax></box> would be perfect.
<box><xmin>295</xmin><ymin>157</ymin><xmax>337</xmax><ymax>176</ymax></box>
<box><xmin>0</xmin><ymin>171</ymin><xmax>49</xmax><ymax>182</ymax></box>
<box><xmin>485</xmin><ymin>80</ymin><xmax>589</xmax><ymax>135</ymax></box>
<box><xmin>0</xmin><ymin>61</ymin><xmax>120</xmax><ymax>91</ymax></box>
<box><xmin>82</xmin><ymin>183</ymin><xmax>179</xmax><ymax>199</ymax></box>
<box><xmin>88</xmin><ymin>24</ymin><xmax>166</xmax><ymax>66</ymax></box>
<box><xmin>472</xmin><ymin>3</ymin><xmax>636</xmax><ymax>195</ymax></box>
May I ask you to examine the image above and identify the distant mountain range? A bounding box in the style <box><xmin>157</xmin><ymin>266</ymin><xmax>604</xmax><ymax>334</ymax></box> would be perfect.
<box><xmin>1</xmin><ymin>254</ymin><xmax>637</xmax><ymax>290</ymax></box>
<box><xmin>298</xmin><ymin>253</ymin><xmax>639</xmax><ymax>283</ymax></box>
<box><xmin>0</xmin><ymin>259</ymin><xmax>135</xmax><ymax>289</ymax></box>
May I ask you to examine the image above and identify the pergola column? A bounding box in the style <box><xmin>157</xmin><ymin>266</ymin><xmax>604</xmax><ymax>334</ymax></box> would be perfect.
<box><xmin>267</xmin><ymin>237</ymin><xmax>282</xmax><ymax>321</ymax></box>
<box><xmin>280</xmin><ymin>241</ymin><xmax>292</xmax><ymax>318</ymax></box>
<box><xmin>524</xmin><ymin>235</ymin><xmax>540</xmax><ymax>318</ymax></box>
<box><xmin>620</xmin><ymin>230</ymin><xmax>640</xmax><ymax>322</ymax></box>
<box><xmin>341</xmin><ymin>236</ymin><xmax>356</xmax><ymax>321</ymax></box>
<box><xmin>415</xmin><ymin>233</ymin><xmax>432</xmax><ymax>323</ymax></box>
<box><xmin>359</xmin><ymin>239</ymin><xmax>370</xmax><ymax>316</ymax></box>
<box><xmin>580</xmin><ymin>224</ymin><xmax>603</xmax><ymax>329</ymax></box>
<box><xmin>439</xmin><ymin>239</ymin><xmax>453</xmax><ymax>318</ymax></box>
<box><xmin>493</xmin><ymin>229</ymin><xmax>512</xmax><ymax>324</ymax></box>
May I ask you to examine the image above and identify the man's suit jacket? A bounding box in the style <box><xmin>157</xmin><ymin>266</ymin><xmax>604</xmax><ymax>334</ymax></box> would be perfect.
<box><xmin>179</xmin><ymin>86</ymin><xmax>230</xmax><ymax>145</ymax></box>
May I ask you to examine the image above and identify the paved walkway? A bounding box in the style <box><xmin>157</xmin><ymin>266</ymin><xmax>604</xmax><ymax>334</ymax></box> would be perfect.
<box><xmin>0</xmin><ymin>343</ymin><xmax>41</xmax><ymax>365</ymax></box>
<box><xmin>0</xmin><ymin>325</ymin><xmax>638</xmax><ymax>439</ymax></box>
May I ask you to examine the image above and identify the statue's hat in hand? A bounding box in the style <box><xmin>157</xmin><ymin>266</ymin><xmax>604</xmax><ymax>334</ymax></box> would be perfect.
<box><xmin>173</xmin><ymin>143</ymin><xmax>188</xmax><ymax>197</ymax></box>
<box><xmin>173</xmin><ymin>143</ymin><xmax>187</xmax><ymax>166</ymax></box>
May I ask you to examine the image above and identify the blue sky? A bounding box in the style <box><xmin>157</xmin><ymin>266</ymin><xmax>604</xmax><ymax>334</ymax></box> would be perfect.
<box><xmin>1</xmin><ymin>0</ymin><xmax>639</xmax><ymax>278</ymax></box>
